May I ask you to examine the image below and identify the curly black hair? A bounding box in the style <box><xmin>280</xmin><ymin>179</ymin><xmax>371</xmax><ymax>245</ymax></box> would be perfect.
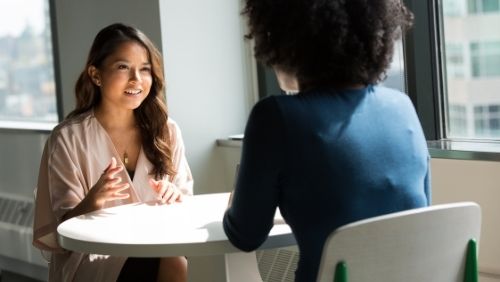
<box><xmin>243</xmin><ymin>0</ymin><xmax>414</xmax><ymax>90</ymax></box>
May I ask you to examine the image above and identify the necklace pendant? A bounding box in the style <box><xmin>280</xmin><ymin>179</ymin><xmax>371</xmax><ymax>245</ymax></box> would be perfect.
<box><xmin>123</xmin><ymin>151</ymin><xmax>129</xmax><ymax>165</ymax></box>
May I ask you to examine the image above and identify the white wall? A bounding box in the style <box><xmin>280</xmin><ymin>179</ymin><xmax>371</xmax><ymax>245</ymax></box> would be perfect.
<box><xmin>431</xmin><ymin>158</ymin><xmax>500</xmax><ymax>279</ymax></box>
<box><xmin>159</xmin><ymin>0</ymin><xmax>255</xmax><ymax>194</ymax></box>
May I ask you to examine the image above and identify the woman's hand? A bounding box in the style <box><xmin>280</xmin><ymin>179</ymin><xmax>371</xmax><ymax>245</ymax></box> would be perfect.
<box><xmin>149</xmin><ymin>178</ymin><xmax>183</xmax><ymax>204</ymax></box>
<box><xmin>62</xmin><ymin>157</ymin><xmax>130</xmax><ymax>221</ymax></box>
<box><xmin>86</xmin><ymin>157</ymin><xmax>130</xmax><ymax>210</ymax></box>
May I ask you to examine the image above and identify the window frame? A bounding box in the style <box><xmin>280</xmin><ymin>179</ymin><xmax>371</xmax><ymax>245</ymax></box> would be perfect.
<box><xmin>407</xmin><ymin>0</ymin><xmax>500</xmax><ymax>161</ymax></box>
<box><xmin>403</xmin><ymin>0</ymin><xmax>446</xmax><ymax>141</ymax></box>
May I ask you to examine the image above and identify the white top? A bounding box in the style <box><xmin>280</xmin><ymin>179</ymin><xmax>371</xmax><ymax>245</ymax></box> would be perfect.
<box><xmin>57</xmin><ymin>193</ymin><xmax>295</xmax><ymax>257</ymax></box>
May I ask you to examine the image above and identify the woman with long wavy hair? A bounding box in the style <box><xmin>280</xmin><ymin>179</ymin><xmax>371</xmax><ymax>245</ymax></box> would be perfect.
<box><xmin>33</xmin><ymin>23</ymin><xmax>192</xmax><ymax>282</ymax></box>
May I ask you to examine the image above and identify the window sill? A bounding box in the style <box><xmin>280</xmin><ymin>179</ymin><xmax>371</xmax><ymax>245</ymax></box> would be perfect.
<box><xmin>217</xmin><ymin>137</ymin><xmax>500</xmax><ymax>162</ymax></box>
<box><xmin>0</xmin><ymin>121</ymin><xmax>56</xmax><ymax>133</ymax></box>
<box><xmin>216</xmin><ymin>139</ymin><xmax>243</xmax><ymax>148</ymax></box>
<box><xmin>427</xmin><ymin>140</ymin><xmax>500</xmax><ymax>162</ymax></box>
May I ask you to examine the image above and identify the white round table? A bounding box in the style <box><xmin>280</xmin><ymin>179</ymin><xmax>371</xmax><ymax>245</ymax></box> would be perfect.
<box><xmin>57</xmin><ymin>192</ymin><xmax>296</xmax><ymax>282</ymax></box>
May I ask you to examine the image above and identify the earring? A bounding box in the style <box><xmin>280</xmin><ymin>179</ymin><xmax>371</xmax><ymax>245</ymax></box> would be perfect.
<box><xmin>95</xmin><ymin>80</ymin><xmax>101</xmax><ymax>86</ymax></box>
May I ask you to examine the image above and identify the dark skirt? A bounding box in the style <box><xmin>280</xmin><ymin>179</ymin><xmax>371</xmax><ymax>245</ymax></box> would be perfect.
<box><xmin>116</xmin><ymin>257</ymin><xmax>160</xmax><ymax>282</ymax></box>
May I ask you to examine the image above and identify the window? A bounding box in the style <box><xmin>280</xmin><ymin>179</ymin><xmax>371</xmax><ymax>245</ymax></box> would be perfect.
<box><xmin>474</xmin><ymin>104</ymin><xmax>500</xmax><ymax>137</ymax></box>
<box><xmin>445</xmin><ymin>43</ymin><xmax>466</xmax><ymax>78</ymax></box>
<box><xmin>443</xmin><ymin>0</ymin><xmax>467</xmax><ymax>16</ymax></box>
<box><xmin>449</xmin><ymin>104</ymin><xmax>468</xmax><ymax>136</ymax></box>
<box><xmin>468</xmin><ymin>0</ymin><xmax>500</xmax><ymax>14</ymax></box>
<box><xmin>470</xmin><ymin>41</ymin><xmax>500</xmax><ymax>78</ymax></box>
<box><xmin>0</xmin><ymin>0</ymin><xmax>58</xmax><ymax>129</ymax></box>
<box><xmin>441</xmin><ymin>0</ymin><xmax>500</xmax><ymax>139</ymax></box>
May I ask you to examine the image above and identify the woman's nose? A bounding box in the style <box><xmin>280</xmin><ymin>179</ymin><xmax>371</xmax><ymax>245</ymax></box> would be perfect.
<box><xmin>130</xmin><ymin>69</ymin><xmax>142</xmax><ymax>83</ymax></box>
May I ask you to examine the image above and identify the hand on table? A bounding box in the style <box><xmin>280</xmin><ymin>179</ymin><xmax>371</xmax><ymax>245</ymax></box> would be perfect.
<box><xmin>149</xmin><ymin>179</ymin><xmax>183</xmax><ymax>204</ymax></box>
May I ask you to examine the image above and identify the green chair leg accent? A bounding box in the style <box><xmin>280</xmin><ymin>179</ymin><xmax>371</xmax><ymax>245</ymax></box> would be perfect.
<box><xmin>464</xmin><ymin>239</ymin><xmax>478</xmax><ymax>282</ymax></box>
<box><xmin>334</xmin><ymin>261</ymin><xmax>348</xmax><ymax>282</ymax></box>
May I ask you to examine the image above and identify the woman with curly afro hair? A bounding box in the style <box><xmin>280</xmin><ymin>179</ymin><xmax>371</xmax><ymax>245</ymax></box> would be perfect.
<box><xmin>224</xmin><ymin>0</ymin><xmax>431</xmax><ymax>281</ymax></box>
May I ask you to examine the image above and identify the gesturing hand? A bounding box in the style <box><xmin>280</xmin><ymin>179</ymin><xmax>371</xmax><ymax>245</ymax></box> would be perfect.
<box><xmin>149</xmin><ymin>179</ymin><xmax>183</xmax><ymax>204</ymax></box>
<box><xmin>87</xmin><ymin>157</ymin><xmax>130</xmax><ymax>210</ymax></box>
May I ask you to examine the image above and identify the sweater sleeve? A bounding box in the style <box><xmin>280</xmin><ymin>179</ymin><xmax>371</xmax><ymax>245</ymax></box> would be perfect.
<box><xmin>223</xmin><ymin>97</ymin><xmax>285</xmax><ymax>251</ymax></box>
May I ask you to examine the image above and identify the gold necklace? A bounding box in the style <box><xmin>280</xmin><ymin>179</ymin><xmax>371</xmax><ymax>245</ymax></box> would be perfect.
<box><xmin>110</xmin><ymin>135</ymin><xmax>132</xmax><ymax>166</ymax></box>
<box><xmin>123</xmin><ymin>150</ymin><xmax>129</xmax><ymax>165</ymax></box>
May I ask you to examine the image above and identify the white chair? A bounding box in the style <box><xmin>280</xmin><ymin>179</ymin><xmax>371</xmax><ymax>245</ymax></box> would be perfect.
<box><xmin>316</xmin><ymin>202</ymin><xmax>481</xmax><ymax>282</ymax></box>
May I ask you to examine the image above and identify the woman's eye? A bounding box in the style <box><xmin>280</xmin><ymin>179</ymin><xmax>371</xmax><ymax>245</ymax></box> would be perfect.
<box><xmin>118</xmin><ymin>64</ymin><xmax>129</xmax><ymax>70</ymax></box>
<box><xmin>141</xmin><ymin>67</ymin><xmax>151</xmax><ymax>73</ymax></box>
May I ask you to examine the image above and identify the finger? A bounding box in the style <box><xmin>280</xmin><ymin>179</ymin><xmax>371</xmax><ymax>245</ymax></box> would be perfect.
<box><xmin>110</xmin><ymin>157</ymin><xmax>117</xmax><ymax>169</ymax></box>
<box><xmin>106</xmin><ymin>183</ymin><xmax>130</xmax><ymax>197</ymax></box>
<box><xmin>162</xmin><ymin>187</ymin><xmax>175</xmax><ymax>204</ymax></box>
<box><xmin>101</xmin><ymin>166</ymin><xmax>123</xmax><ymax>182</ymax></box>
<box><xmin>107</xmin><ymin>176</ymin><xmax>123</xmax><ymax>187</ymax></box>
<box><xmin>111</xmin><ymin>189</ymin><xmax>130</xmax><ymax>198</ymax></box>
<box><xmin>157</xmin><ymin>182</ymin><xmax>170</xmax><ymax>199</ymax></box>
<box><xmin>113</xmin><ymin>184</ymin><xmax>131</xmax><ymax>198</ymax></box>
<box><xmin>107</xmin><ymin>192</ymin><xmax>130</xmax><ymax>201</ymax></box>
<box><xmin>167</xmin><ymin>190</ymin><xmax>180</xmax><ymax>204</ymax></box>
<box><xmin>103</xmin><ymin>166</ymin><xmax>123</xmax><ymax>181</ymax></box>
<box><xmin>100</xmin><ymin>172</ymin><xmax>122</xmax><ymax>188</ymax></box>
<box><xmin>175</xmin><ymin>193</ymin><xmax>184</xmax><ymax>203</ymax></box>
<box><xmin>108</xmin><ymin>165</ymin><xmax>124</xmax><ymax>178</ymax></box>
<box><xmin>103</xmin><ymin>157</ymin><xmax>117</xmax><ymax>174</ymax></box>
<box><xmin>108</xmin><ymin>182</ymin><xmax>129</xmax><ymax>191</ymax></box>
<box><xmin>114</xmin><ymin>183</ymin><xmax>130</xmax><ymax>192</ymax></box>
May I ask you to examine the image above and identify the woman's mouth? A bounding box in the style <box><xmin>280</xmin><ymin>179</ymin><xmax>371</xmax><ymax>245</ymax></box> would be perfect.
<box><xmin>124</xmin><ymin>89</ymin><xmax>142</xmax><ymax>96</ymax></box>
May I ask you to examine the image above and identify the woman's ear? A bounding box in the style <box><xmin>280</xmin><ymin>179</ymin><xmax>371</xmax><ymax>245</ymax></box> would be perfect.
<box><xmin>273</xmin><ymin>67</ymin><xmax>299</xmax><ymax>94</ymax></box>
<box><xmin>88</xmin><ymin>66</ymin><xmax>101</xmax><ymax>87</ymax></box>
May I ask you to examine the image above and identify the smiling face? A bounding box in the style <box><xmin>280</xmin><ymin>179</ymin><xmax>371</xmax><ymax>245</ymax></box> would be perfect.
<box><xmin>89</xmin><ymin>41</ymin><xmax>153</xmax><ymax>112</ymax></box>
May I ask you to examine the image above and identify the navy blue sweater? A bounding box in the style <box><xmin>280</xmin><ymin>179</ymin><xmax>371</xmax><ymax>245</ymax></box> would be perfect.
<box><xmin>223</xmin><ymin>85</ymin><xmax>430</xmax><ymax>282</ymax></box>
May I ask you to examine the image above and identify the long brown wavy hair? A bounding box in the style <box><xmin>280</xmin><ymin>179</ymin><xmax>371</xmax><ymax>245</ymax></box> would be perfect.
<box><xmin>67</xmin><ymin>23</ymin><xmax>175</xmax><ymax>179</ymax></box>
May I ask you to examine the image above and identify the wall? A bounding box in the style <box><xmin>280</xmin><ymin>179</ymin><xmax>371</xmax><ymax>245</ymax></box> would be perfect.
<box><xmin>431</xmin><ymin>158</ymin><xmax>500</xmax><ymax>280</ymax></box>
<box><xmin>0</xmin><ymin>131</ymin><xmax>47</xmax><ymax>198</ymax></box>
<box><xmin>159</xmin><ymin>0</ymin><xmax>255</xmax><ymax>195</ymax></box>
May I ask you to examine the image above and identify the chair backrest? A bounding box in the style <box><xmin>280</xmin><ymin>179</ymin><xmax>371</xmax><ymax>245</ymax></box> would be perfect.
<box><xmin>316</xmin><ymin>202</ymin><xmax>481</xmax><ymax>282</ymax></box>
